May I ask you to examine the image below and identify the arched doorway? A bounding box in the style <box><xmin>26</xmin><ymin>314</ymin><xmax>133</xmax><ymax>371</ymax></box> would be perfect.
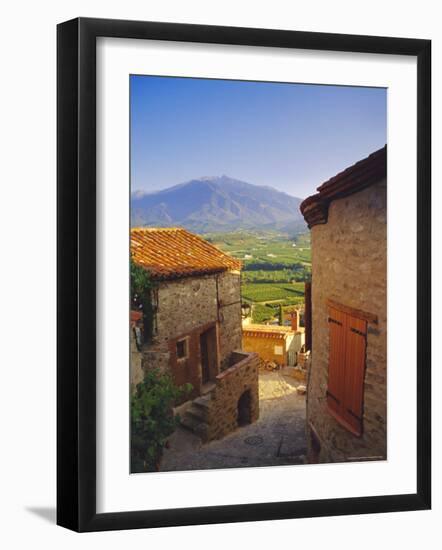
<box><xmin>237</xmin><ymin>390</ymin><xmax>252</xmax><ymax>426</ymax></box>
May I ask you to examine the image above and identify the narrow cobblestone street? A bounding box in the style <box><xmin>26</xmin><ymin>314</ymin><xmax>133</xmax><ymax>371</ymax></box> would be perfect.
<box><xmin>160</xmin><ymin>369</ymin><xmax>307</xmax><ymax>472</ymax></box>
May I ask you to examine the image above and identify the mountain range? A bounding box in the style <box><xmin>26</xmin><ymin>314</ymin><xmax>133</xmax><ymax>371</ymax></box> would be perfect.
<box><xmin>131</xmin><ymin>175</ymin><xmax>306</xmax><ymax>233</ymax></box>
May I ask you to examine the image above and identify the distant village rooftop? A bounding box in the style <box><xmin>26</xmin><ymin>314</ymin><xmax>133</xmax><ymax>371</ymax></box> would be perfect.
<box><xmin>300</xmin><ymin>145</ymin><xmax>387</xmax><ymax>228</ymax></box>
<box><xmin>131</xmin><ymin>227</ymin><xmax>242</xmax><ymax>280</ymax></box>
<box><xmin>242</xmin><ymin>324</ymin><xmax>296</xmax><ymax>340</ymax></box>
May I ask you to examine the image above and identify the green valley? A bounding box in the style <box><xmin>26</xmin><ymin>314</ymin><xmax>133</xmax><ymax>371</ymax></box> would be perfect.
<box><xmin>204</xmin><ymin>230</ymin><xmax>311</xmax><ymax>324</ymax></box>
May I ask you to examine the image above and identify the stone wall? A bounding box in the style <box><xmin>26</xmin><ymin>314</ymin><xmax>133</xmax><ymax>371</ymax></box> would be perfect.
<box><xmin>307</xmin><ymin>179</ymin><xmax>387</xmax><ymax>463</ymax></box>
<box><xmin>141</xmin><ymin>271</ymin><xmax>242</xmax><ymax>396</ymax></box>
<box><xmin>206</xmin><ymin>351</ymin><xmax>260</xmax><ymax>441</ymax></box>
<box><xmin>242</xmin><ymin>333</ymin><xmax>288</xmax><ymax>365</ymax></box>
<box><xmin>217</xmin><ymin>271</ymin><xmax>243</xmax><ymax>369</ymax></box>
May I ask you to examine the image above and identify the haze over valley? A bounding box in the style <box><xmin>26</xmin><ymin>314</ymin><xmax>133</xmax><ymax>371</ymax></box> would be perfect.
<box><xmin>131</xmin><ymin>175</ymin><xmax>306</xmax><ymax>234</ymax></box>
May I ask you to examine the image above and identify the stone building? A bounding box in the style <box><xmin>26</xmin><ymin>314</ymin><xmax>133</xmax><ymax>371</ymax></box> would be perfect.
<box><xmin>242</xmin><ymin>323</ymin><xmax>305</xmax><ymax>367</ymax></box>
<box><xmin>130</xmin><ymin>227</ymin><xmax>259</xmax><ymax>441</ymax></box>
<box><xmin>300</xmin><ymin>146</ymin><xmax>387</xmax><ymax>463</ymax></box>
<box><xmin>184</xmin><ymin>350</ymin><xmax>261</xmax><ymax>442</ymax></box>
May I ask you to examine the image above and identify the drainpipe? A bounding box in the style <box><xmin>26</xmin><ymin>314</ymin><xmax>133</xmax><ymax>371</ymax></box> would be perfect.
<box><xmin>215</xmin><ymin>274</ymin><xmax>221</xmax><ymax>322</ymax></box>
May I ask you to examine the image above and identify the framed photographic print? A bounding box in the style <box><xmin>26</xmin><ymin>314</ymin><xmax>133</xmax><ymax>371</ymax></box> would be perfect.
<box><xmin>57</xmin><ymin>17</ymin><xmax>431</xmax><ymax>532</ymax></box>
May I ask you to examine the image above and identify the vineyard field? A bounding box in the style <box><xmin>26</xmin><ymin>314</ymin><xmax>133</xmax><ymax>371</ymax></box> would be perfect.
<box><xmin>242</xmin><ymin>282</ymin><xmax>304</xmax><ymax>303</ymax></box>
<box><xmin>203</xmin><ymin>229</ymin><xmax>310</xmax><ymax>325</ymax></box>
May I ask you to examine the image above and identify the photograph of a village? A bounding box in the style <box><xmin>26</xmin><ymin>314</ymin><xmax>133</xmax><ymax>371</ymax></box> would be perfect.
<box><xmin>129</xmin><ymin>75</ymin><xmax>387</xmax><ymax>474</ymax></box>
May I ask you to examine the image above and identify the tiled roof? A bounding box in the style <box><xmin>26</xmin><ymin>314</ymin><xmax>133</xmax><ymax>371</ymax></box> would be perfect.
<box><xmin>300</xmin><ymin>146</ymin><xmax>387</xmax><ymax>228</ymax></box>
<box><xmin>131</xmin><ymin>227</ymin><xmax>242</xmax><ymax>280</ymax></box>
<box><xmin>242</xmin><ymin>324</ymin><xmax>294</xmax><ymax>339</ymax></box>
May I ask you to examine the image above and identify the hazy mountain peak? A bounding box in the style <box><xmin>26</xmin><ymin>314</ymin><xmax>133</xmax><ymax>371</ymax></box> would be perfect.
<box><xmin>131</xmin><ymin>176</ymin><xmax>306</xmax><ymax>233</ymax></box>
<box><xmin>197</xmin><ymin>175</ymin><xmax>224</xmax><ymax>182</ymax></box>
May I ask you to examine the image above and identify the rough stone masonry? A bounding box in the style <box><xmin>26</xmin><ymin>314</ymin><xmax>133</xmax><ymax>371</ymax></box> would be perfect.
<box><xmin>306</xmin><ymin>178</ymin><xmax>387</xmax><ymax>463</ymax></box>
<box><xmin>205</xmin><ymin>351</ymin><xmax>260</xmax><ymax>441</ymax></box>
<box><xmin>142</xmin><ymin>270</ymin><xmax>242</xmax><ymax>397</ymax></box>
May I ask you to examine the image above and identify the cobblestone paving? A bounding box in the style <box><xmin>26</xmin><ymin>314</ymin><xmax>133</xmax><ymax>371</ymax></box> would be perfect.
<box><xmin>160</xmin><ymin>369</ymin><xmax>307</xmax><ymax>472</ymax></box>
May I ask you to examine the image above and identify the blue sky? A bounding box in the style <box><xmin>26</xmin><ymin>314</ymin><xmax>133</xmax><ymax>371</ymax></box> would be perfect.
<box><xmin>131</xmin><ymin>75</ymin><xmax>386</xmax><ymax>199</ymax></box>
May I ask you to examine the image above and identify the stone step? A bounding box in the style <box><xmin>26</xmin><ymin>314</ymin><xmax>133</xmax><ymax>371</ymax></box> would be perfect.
<box><xmin>192</xmin><ymin>395</ymin><xmax>212</xmax><ymax>411</ymax></box>
<box><xmin>186</xmin><ymin>406</ymin><xmax>208</xmax><ymax>423</ymax></box>
<box><xmin>180</xmin><ymin>413</ymin><xmax>209</xmax><ymax>442</ymax></box>
<box><xmin>180</xmin><ymin>412</ymin><xmax>201</xmax><ymax>431</ymax></box>
<box><xmin>201</xmin><ymin>381</ymin><xmax>216</xmax><ymax>395</ymax></box>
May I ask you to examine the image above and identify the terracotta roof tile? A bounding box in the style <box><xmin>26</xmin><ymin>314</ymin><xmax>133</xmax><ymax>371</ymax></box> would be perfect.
<box><xmin>242</xmin><ymin>324</ymin><xmax>294</xmax><ymax>339</ymax></box>
<box><xmin>317</xmin><ymin>145</ymin><xmax>386</xmax><ymax>197</ymax></box>
<box><xmin>131</xmin><ymin>227</ymin><xmax>242</xmax><ymax>280</ymax></box>
<box><xmin>300</xmin><ymin>146</ymin><xmax>386</xmax><ymax>228</ymax></box>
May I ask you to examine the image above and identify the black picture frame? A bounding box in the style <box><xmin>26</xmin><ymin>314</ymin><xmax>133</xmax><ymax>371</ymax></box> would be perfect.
<box><xmin>57</xmin><ymin>17</ymin><xmax>431</xmax><ymax>532</ymax></box>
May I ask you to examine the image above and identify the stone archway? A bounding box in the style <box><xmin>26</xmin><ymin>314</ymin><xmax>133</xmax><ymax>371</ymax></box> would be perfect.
<box><xmin>237</xmin><ymin>389</ymin><xmax>252</xmax><ymax>426</ymax></box>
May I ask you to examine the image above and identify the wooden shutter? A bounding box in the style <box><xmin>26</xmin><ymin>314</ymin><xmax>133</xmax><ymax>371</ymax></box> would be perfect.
<box><xmin>327</xmin><ymin>307</ymin><xmax>346</xmax><ymax>417</ymax></box>
<box><xmin>327</xmin><ymin>305</ymin><xmax>367</xmax><ymax>436</ymax></box>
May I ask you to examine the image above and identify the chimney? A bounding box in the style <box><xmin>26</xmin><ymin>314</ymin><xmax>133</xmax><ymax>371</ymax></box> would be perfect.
<box><xmin>290</xmin><ymin>311</ymin><xmax>298</xmax><ymax>332</ymax></box>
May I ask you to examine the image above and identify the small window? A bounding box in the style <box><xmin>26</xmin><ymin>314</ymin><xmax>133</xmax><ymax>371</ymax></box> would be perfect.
<box><xmin>176</xmin><ymin>338</ymin><xmax>188</xmax><ymax>360</ymax></box>
<box><xmin>274</xmin><ymin>345</ymin><xmax>283</xmax><ymax>356</ymax></box>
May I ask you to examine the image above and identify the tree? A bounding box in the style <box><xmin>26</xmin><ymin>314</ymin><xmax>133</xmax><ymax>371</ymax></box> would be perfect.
<box><xmin>278</xmin><ymin>304</ymin><xmax>283</xmax><ymax>326</ymax></box>
<box><xmin>130</xmin><ymin>258</ymin><xmax>155</xmax><ymax>343</ymax></box>
<box><xmin>131</xmin><ymin>369</ymin><xmax>192</xmax><ymax>473</ymax></box>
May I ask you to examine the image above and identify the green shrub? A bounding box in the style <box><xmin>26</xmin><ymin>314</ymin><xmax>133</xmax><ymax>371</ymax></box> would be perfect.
<box><xmin>130</xmin><ymin>258</ymin><xmax>155</xmax><ymax>343</ymax></box>
<box><xmin>131</xmin><ymin>369</ymin><xmax>192</xmax><ymax>473</ymax></box>
<box><xmin>278</xmin><ymin>304</ymin><xmax>283</xmax><ymax>326</ymax></box>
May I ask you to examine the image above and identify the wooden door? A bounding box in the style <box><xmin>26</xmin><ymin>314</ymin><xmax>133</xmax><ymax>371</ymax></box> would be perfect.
<box><xmin>200</xmin><ymin>326</ymin><xmax>217</xmax><ymax>385</ymax></box>
<box><xmin>327</xmin><ymin>306</ymin><xmax>367</xmax><ymax>436</ymax></box>
<box><xmin>327</xmin><ymin>307</ymin><xmax>347</xmax><ymax>418</ymax></box>
<box><xmin>343</xmin><ymin>316</ymin><xmax>367</xmax><ymax>435</ymax></box>
<box><xmin>200</xmin><ymin>331</ymin><xmax>210</xmax><ymax>384</ymax></box>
